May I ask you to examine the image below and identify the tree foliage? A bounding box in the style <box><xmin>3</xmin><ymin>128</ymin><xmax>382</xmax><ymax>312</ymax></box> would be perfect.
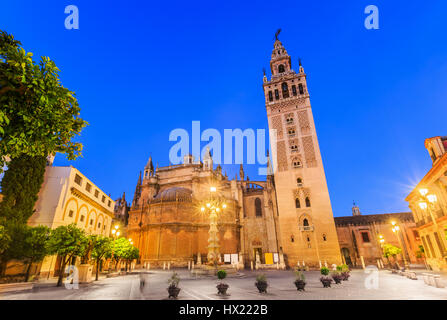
<box><xmin>22</xmin><ymin>225</ymin><xmax>50</xmax><ymax>281</ymax></box>
<box><xmin>0</xmin><ymin>224</ymin><xmax>10</xmax><ymax>256</ymax></box>
<box><xmin>111</xmin><ymin>237</ymin><xmax>139</xmax><ymax>271</ymax></box>
<box><xmin>382</xmin><ymin>243</ymin><xmax>402</xmax><ymax>258</ymax></box>
<box><xmin>90</xmin><ymin>235</ymin><xmax>112</xmax><ymax>280</ymax></box>
<box><xmin>0</xmin><ymin>30</ymin><xmax>87</xmax><ymax>170</ymax></box>
<box><xmin>47</xmin><ymin>224</ymin><xmax>88</xmax><ymax>286</ymax></box>
<box><xmin>0</xmin><ymin>154</ymin><xmax>46</xmax><ymax>224</ymax></box>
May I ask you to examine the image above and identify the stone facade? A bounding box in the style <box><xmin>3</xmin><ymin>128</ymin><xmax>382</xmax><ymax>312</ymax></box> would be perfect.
<box><xmin>127</xmin><ymin>154</ymin><xmax>280</xmax><ymax>268</ymax></box>
<box><xmin>335</xmin><ymin>205</ymin><xmax>423</xmax><ymax>268</ymax></box>
<box><xmin>263</xmin><ymin>38</ymin><xmax>342</xmax><ymax>267</ymax></box>
<box><xmin>26</xmin><ymin>165</ymin><xmax>115</xmax><ymax>278</ymax></box>
<box><xmin>406</xmin><ymin>136</ymin><xmax>447</xmax><ymax>271</ymax></box>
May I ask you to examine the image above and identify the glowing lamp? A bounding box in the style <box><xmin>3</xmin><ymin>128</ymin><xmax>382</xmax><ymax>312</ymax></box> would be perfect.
<box><xmin>210</xmin><ymin>186</ymin><xmax>217</xmax><ymax>193</ymax></box>
<box><xmin>419</xmin><ymin>188</ymin><xmax>429</xmax><ymax>196</ymax></box>
<box><xmin>427</xmin><ymin>194</ymin><xmax>437</xmax><ymax>203</ymax></box>
<box><xmin>419</xmin><ymin>202</ymin><xmax>428</xmax><ymax>210</ymax></box>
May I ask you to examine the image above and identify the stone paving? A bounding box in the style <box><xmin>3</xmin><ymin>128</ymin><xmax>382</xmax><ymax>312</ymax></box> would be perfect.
<box><xmin>2</xmin><ymin>269</ymin><xmax>447</xmax><ymax>300</ymax></box>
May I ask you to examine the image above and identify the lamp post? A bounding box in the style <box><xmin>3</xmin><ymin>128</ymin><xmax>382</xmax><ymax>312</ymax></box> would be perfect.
<box><xmin>378</xmin><ymin>234</ymin><xmax>385</xmax><ymax>266</ymax></box>
<box><xmin>200</xmin><ymin>186</ymin><xmax>227</xmax><ymax>274</ymax></box>
<box><xmin>109</xmin><ymin>225</ymin><xmax>121</xmax><ymax>273</ymax></box>
<box><xmin>391</xmin><ymin>221</ymin><xmax>410</xmax><ymax>269</ymax></box>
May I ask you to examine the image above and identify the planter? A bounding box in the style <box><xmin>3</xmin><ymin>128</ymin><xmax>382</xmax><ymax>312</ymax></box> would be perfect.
<box><xmin>294</xmin><ymin>280</ymin><xmax>306</xmax><ymax>291</ymax></box>
<box><xmin>332</xmin><ymin>275</ymin><xmax>343</xmax><ymax>284</ymax></box>
<box><xmin>320</xmin><ymin>277</ymin><xmax>332</xmax><ymax>288</ymax></box>
<box><xmin>168</xmin><ymin>286</ymin><xmax>181</xmax><ymax>299</ymax></box>
<box><xmin>217</xmin><ymin>283</ymin><xmax>229</xmax><ymax>295</ymax></box>
<box><xmin>341</xmin><ymin>272</ymin><xmax>350</xmax><ymax>281</ymax></box>
<box><xmin>255</xmin><ymin>281</ymin><xmax>268</xmax><ymax>293</ymax></box>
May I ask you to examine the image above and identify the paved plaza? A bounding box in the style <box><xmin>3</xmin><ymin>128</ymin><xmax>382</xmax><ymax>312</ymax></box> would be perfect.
<box><xmin>2</xmin><ymin>269</ymin><xmax>447</xmax><ymax>300</ymax></box>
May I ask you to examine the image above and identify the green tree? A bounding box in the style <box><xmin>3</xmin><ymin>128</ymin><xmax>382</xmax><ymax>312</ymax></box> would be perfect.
<box><xmin>46</xmin><ymin>224</ymin><xmax>88</xmax><ymax>286</ymax></box>
<box><xmin>111</xmin><ymin>237</ymin><xmax>131</xmax><ymax>271</ymax></box>
<box><xmin>123</xmin><ymin>246</ymin><xmax>139</xmax><ymax>271</ymax></box>
<box><xmin>0</xmin><ymin>221</ymin><xmax>28</xmax><ymax>276</ymax></box>
<box><xmin>22</xmin><ymin>225</ymin><xmax>50</xmax><ymax>282</ymax></box>
<box><xmin>0</xmin><ymin>30</ymin><xmax>87</xmax><ymax>170</ymax></box>
<box><xmin>383</xmin><ymin>243</ymin><xmax>402</xmax><ymax>267</ymax></box>
<box><xmin>90</xmin><ymin>236</ymin><xmax>112</xmax><ymax>281</ymax></box>
<box><xmin>0</xmin><ymin>154</ymin><xmax>47</xmax><ymax>224</ymax></box>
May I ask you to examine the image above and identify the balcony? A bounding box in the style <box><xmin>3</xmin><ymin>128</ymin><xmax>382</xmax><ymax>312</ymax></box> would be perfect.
<box><xmin>299</xmin><ymin>225</ymin><xmax>314</xmax><ymax>232</ymax></box>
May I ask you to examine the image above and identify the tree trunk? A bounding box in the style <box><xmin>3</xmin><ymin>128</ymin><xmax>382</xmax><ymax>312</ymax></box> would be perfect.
<box><xmin>57</xmin><ymin>260</ymin><xmax>67</xmax><ymax>287</ymax></box>
<box><xmin>0</xmin><ymin>259</ymin><xmax>7</xmax><ymax>277</ymax></box>
<box><xmin>96</xmin><ymin>259</ymin><xmax>100</xmax><ymax>281</ymax></box>
<box><xmin>25</xmin><ymin>260</ymin><xmax>33</xmax><ymax>282</ymax></box>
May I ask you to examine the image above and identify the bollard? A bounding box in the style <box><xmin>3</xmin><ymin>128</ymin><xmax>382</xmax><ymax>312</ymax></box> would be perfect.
<box><xmin>163</xmin><ymin>262</ymin><xmax>166</xmax><ymax>270</ymax></box>
<box><xmin>360</xmin><ymin>256</ymin><xmax>365</xmax><ymax>269</ymax></box>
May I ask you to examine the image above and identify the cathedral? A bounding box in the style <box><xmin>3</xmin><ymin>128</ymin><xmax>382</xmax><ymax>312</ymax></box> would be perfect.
<box><xmin>126</xmin><ymin>35</ymin><xmax>342</xmax><ymax>269</ymax></box>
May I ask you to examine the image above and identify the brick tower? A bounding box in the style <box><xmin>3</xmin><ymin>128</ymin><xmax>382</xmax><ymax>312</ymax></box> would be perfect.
<box><xmin>263</xmin><ymin>34</ymin><xmax>341</xmax><ymax>268</ymax></box>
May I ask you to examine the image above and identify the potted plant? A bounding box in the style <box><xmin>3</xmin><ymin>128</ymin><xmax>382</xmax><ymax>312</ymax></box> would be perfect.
<box><xmin>331</xmin><ymin>271</ymin><xmax>343</xmax><ymax>284</ymax></box>
<box><xmin>294</xmin><ymin>270</ymin><xmax>306</xmax><ymax>291</ymax></box>
<box><xmin>216</xmin><ymin>270</ymin><xmax>229</xmax><ymax>295</ymax></box>
<box><xmin>255</xmin><ymin>274</ymin><xmax>268</xmax><ymax>293</ymax></box>
<box><xmin>167</xmin><ymin>271</ymin><xmax>181</xmax><ymax>299</ymax></box>
<box><xmin>320</xmin><ymin>267</ymin><xmax>332</xmax><ymax>288</ymax></box>
<box><xmin>340</xmin><ymin>264</ymin><xmax>350</xmax><ymax>281</ymax></box>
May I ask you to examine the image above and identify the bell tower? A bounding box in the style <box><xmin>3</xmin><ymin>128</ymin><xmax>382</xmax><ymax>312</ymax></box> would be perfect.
<box><xmin>264</xmin><ymin>32</ymin><xmax>341</xmax><ymax>267</ymax></box>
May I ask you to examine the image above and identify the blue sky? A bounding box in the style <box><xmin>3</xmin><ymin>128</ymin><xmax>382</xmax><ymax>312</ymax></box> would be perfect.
<box><xmin>2</xmin><ymin>1</ymin><xmax>447</xmax><ymax>217</ymax></box>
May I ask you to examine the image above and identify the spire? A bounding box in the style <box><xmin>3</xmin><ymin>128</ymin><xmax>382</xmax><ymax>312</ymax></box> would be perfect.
<box><xmin>145</xmin><ymin>155</ymin><xmax>154</xmax><ymax>177</ymax></box>
<box><xmin>132</xmin><ymin>171</ymin><xmax>142</xmax><ymax>207</ymax></box>
<box><xmin>239</xmin><ymin>164</ymin><xmax>245</xmax><ymax>180</ymax></box>
<box><xmin>203</xmin><ymin>147</ymin><xmax>213</xmax><ymax>171</ymax></box>
<box><xmin>270</xmin><ymin>30</ymin><xmax>292</xmax><ymax>77</ymax></box>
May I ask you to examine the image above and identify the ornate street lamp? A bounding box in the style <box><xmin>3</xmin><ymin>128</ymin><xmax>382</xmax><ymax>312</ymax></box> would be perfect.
<box><xmin>391</xmin><ymin>221</ymin><xmax>410</xmax><ymax>269</ymax></box>
<box><xmin>199</xmin><ymin>186</ymin><xmax>227</xmax><ymax>273</ymax></box>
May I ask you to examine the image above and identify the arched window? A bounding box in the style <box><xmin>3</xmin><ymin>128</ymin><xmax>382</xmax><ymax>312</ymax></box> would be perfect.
<box><xmin>323</xmin><ymin>234</ymin><xmax>327</xmax><ymax>241</ymax></box>
<box><xmin>291</xmin><ymin>235</ymin><xmax>294</xmax><ymax>242</ymax></box>
<box><xmin>255</xmin><ymin>198</ymin><xmax>262</xmax><ymax>217</ymax></box>
<box><xmin>297</xmin><ymin>178</ymin><xmax>302</xmax><ymax>186</ymax></box>
<box><xmin>274</xmin><ymin>89</ymin><xmax>279</xmax><ymax>100</ymax></box>
<box><xmin>282</xmin><ymin>82</ymin><xmax>289</xmax><ymax>98</ymax></box>
<box><xmin>298</xmin><ymin>83</ymin><xmax>304</xmax><ymax>94</ymax></box>
<box><xmin>295</xmin><ymin>198</ymin><xmax>301</xmax><ymax>208</ymax></box>
<box><xmin>292</xmin><ymin>85</ymin><xmax>297</xmax><ymax>96</ymax></box>
<box><xmin>303</xmin><ymin>218</ymin><xmax>309</xmax><ymax>226</ymax></box>
<box><xmin>305</xmin><ymin>197</ymin><xmax>311</xmax><ymax>207</ymax></box>
<box><xmin>278</xmin><ymin>64</ymin><xmax>285</xmax><ymax>73</ymax></box>
<box><xmin>268</xmin><ymin>91</ymin><xmax>273</xmax><ymax>102</ymax></box>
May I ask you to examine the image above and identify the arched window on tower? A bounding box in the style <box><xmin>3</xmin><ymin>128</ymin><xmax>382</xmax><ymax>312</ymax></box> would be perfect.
<box><xmin>282</xmin><ymin>82</ymin><xmax>289</xmax><ymax>98</ymax></box>
<box><xmin>298</xmin><ymin>83</ymin><xmax>304</xmax><ymax>95</ymax></box>
<box><xmin>274</xmin><ymin>89</ymin><xmax>279</xmax><ymax>100</ymax></box>
<box><xmin>268</xmin><ymin>91</ymin><xmax>273</xmax><ymax>102</ymax></box>
<box><xmin>305</xmin><ymin>197</ymin><xmax>311</xmax><ymax>207</ymax></box>
<box><xmin>292</xmin><ymin>85</ymin><xmax>297</xmax><ymax>96</ymax></box>
<box><xmin>295</xmin><ymin>198</ymin><xmax>300</xmax><ymax>208</ymax></box>
<box><xmin>255</xmin><ymin>198</ymin><xmax>262</xmax><ymax>217</ymax></box>
<box><xmin>303</xmin><ymin>218</ymin><xmax>309</xmax><ymax>226</ymax></box>
<box><xmin>278</xmin><ymin>64</ymin><xmax>285</xmax><ymax>73</ymax></box>
<box><xmin>297</xmin><ymin>178</ymin><xmax>303</xmax><ymax>186</ymax></box>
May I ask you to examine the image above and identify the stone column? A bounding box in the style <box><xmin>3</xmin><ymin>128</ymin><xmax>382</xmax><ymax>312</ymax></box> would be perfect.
<box><xmin>360</xmin><ymin>256</ymin><xmax>365</xmax><ymax>269</ymax></box>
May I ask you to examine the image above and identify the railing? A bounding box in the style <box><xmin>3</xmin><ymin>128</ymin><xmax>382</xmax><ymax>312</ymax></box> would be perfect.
<box><xmin>299</xmin><ymin>226</ymin><xmax>314</xmax><ymax>232</ymax></box>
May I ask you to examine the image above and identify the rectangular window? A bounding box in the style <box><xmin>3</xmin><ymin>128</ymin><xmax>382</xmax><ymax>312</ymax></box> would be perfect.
<box><xmin>74</xmin><ymin>174</ymin><xmax>82</xmax><ymax>186</ymax></box>
<box><xmin>90</xmin><ymin>219</ymin><xmax>93</xmax><ymax>226</ymax></box>
<box><xmin>361</xmin><ymin>232</ymin><xmax>370</xmax><ymax>243</ymax></box>
<box><xmin>268</xmin><ymin>91</ymin><xmax>273</xmax><ymax>102</ymax></box>
<box><xmin>108</xmin><ymin>200</ymin><xmax>111</xmax><ymax>207</ymax></box>
<box><xmin>80</xmin><ymin>215</ymin><xmax>85</xmax><ymax>222</ymax></box>
<box><xmin>85</xmin><ymin>183</ymin><xmax>91</xmax><ymax>192</ymax></box>
<box><xmin>94</xmin><ymin>190</ymin><xmax>99</xmax><ymax>198</ymax></box>
<box><xmin>98</xmin><ymin>223</ymin><xmax>101</xmax><ymax>229</ymax></box>
<box><xmin>68</xmin><ymin>210</ymin><xmax>74</xmax><ymax>218</ymax></box>
<box><xmin>274</xmin><ymin>89</ymin><xmax>279</xmax><ymax>100</ymax></box>
<box><xmin>102</xmin><ymin>195</ymin><xmax>106</xmax><ymax>203</ymax></box>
